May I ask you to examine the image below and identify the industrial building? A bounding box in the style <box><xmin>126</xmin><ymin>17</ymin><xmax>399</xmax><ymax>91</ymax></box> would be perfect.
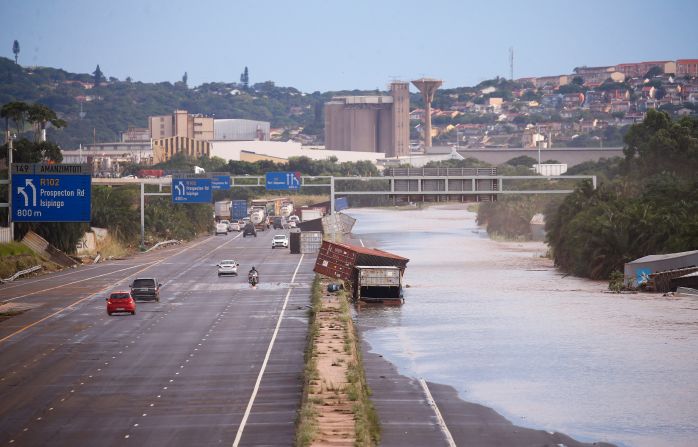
<box><xmin>324</xmin><ymin>81</ymin><xmax>409</xmax><ymax>157</ymax></box>
<box><xmin>148</xmin><ymin>110</ymin><xmax>214</xmax><ymax>141</ymax></box>
<box><xmin>209</xmin><ymin>140</ymin><xmax>385</xmax><ymax>164</ymax></box>
<box><xmin>214</xmin><ymin>119</ymin><xmax>270</xmax><ymax>141</ymax></box>
<box><xmin>624</xmin><ymin>250</ymin><xmax>698</xmax><ymax>288</ymax></box>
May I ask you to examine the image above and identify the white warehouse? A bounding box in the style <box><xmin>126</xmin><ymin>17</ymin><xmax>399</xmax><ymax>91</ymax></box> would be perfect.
<box><xmin>214</xmin><ymin>119</ymin><xmax>271</xmax><ymax>141</ymax></box>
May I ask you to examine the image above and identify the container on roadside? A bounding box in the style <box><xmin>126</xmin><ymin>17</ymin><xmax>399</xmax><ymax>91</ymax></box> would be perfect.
<box><xmin>300</xmin><ymin>231</ymin><xmax>323</xmax><ymax>254</ymax></box>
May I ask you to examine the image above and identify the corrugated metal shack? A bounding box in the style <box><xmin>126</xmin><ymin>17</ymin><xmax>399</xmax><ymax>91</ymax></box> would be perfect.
<box><xmin>314</xmin><ymin>241</ymin><xmax>409</xmax><ymax>303</ymax></box>
<box><xmin>624</xmin><ymin>250</ymin><xmax>698</xmax><ymax>288</ymax></box>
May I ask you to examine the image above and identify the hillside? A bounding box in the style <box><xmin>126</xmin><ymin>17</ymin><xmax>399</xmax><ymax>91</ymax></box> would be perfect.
<box><xmin>0</xmin><ymin>57</ymin><xmax>384</xmax><ymax>148</ymax></box>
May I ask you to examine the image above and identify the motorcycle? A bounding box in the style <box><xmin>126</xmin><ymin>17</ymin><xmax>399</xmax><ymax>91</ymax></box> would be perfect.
<box><xmin>248</xmin><ymin>271</ymin><xmax>259</xmax><ymax>287</ymax></box>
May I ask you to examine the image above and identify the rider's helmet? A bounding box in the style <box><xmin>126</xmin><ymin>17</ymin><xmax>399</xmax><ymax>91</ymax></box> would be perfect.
<box><xmin>251</xmin><ymin>266</ymin><xmax>256</xmax><ymax>271</ymax></box>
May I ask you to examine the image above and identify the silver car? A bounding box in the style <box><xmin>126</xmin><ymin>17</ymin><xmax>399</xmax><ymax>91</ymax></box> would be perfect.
<box><xmin>217</xmin><ymin>260</ymin><xmax>239</xmax><ymax>276</ymax></box>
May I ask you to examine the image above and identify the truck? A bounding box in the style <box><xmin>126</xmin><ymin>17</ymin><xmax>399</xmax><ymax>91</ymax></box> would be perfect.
<box><xmin>214</xmin><ymin>200</ymin><xmax>232</xmax><ymax>220</ymax></box>
<box><xmin>137</xmin><ymin>169</ymin><xmax>165</xmax><ymax>178</ymax></box>
<box><xmin>280</xmin><ymin>201</ymin><xmax>294</xmax><ymax>218</ymax></box>
<box><xmin>300</xmin><ymin>207</ymin><xmax>324</xmax><ymax>222</ymax></box>
<box><xmin>249</xmin><ymin>206</ymin><xmax>267</xmax><ymax>231</ymax></box>
<box><xmin>231</xmin><ymin>200</ymin><xmax>248</xmax><ymax>220</ymax></box>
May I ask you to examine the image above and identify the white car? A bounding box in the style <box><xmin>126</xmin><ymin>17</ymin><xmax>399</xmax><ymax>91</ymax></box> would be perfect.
<box><xmin>272</xmin><ymin>234</ymin><xmax>289</xmax><ymax>249</ymax></box>
<box><xmin>229</xmin><ymin>221</ymin><xmax>240</xmax><ymax>232</ymax></box>
<box><xmin>288</xmin><ymin>215</ymin><xmax>300</xmax><ymax>224</ymax></box>
<box><xmin>217</xmin><ymin>260</ymin><xmax>239</xmax><ymax>276</ymax></box>
<box><xmin>215</xmin><ymin>223</ymin><xmax>228</xmax><ymax>235</ymax></box>
<box><xmin>288</xmin><ymin>220</ymin><xmax>297</xmax><ymax>228</ymax></box>
<box><xmin>220</xmin><ymin>220</ymin><xmax>231</xmax><ymax>232</ymax></box>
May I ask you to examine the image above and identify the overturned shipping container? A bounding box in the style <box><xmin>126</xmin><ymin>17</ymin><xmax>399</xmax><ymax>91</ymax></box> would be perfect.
<box><xmin>314</xmin><ymin>241</ymin><xmax>409</xmax><ymax>303</ymax></box>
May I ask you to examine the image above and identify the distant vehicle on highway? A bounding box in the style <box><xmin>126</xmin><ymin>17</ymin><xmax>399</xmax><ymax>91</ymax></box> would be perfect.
<box><xmin>272</xmin><ymin>216</ymin><xmax>286</xmax><ymax>229</ymax></box>
<box><xmin>217</xmin><ymin>259</ymin><xmax>239</xmax><ymax>276</ymax></box>
<box><xmin>243</xmin><ymin>223</ymin><xmax>257</xmax><ymax>237</ymax></box>
<box><xmin>129</xmin><ymin>277</ymin><xmax>161</xmax><ymax>302</ymax></box>
<box><xmin>219</xmin><ymin>220</ymin><xmax>231</xmax><ymax>232</ymax></box>
<box><xmin>106</xmin><ymin>291</ymin><xmax>136</xmax><ymax>316</ymax></box>
<box><xmin>272</xmin><ymin>234</ymin><xmax>289</xmax><ymax>249</ymax></box>
<box><xmin>215</xmin><ymin>222</ymin><xmax>228</xmax><ymax>235</ymax></box>
<box><xmin>229</xmin><ymin>221</ymin><xmax>241</xmax><ymax>232</ymax></box>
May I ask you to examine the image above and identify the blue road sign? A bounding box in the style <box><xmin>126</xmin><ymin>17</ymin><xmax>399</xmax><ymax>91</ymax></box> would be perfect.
<box><xmin>11</xmin><ymin>163</ymin><xmax>91</xmax><ymax>222</ymax></box>
<box><xmin>211</xmin><ymin>175</ymin><xmax>231</xmax><ymax>191</ymax></box>
<box><xmin>265</xmin><ymin>171</ymin><xmax>301</xmax><ymax>190</ymax></box>
<box><xmin>172</xmin><ymin>178</ymin><xmax>212</xmax><ymax>203</ymax></box>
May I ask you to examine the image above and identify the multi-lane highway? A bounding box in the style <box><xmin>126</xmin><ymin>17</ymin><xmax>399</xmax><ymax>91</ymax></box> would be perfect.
<box><xmin>0</xmin><ymin>229</ymin><xmax>315</xmax><ymax>446</ymax></box>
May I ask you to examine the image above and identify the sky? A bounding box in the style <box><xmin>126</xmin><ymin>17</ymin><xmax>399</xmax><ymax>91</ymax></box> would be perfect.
<box><xmin>2</xmin><ymin>0</ymin><xmax>698</xmax><ymax>93</ymax></box>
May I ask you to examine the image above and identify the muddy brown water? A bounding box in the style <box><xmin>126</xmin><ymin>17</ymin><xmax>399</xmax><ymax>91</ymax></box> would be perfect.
<box><xmin>347</xmin><ymin>205</ymin><xmax>698</xmax><ymax>447</ymax></box>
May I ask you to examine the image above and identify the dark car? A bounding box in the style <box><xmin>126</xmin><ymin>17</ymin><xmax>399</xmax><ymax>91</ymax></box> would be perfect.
<box><xmin>272</xmin><ymin>216</ymin><xmax>285</xmax><ymax>229</ymax></box>
<box><xmin>129</xmin><ymin>277</ymin><xmax>161</xmax><ymax>302</ymax></box>
<box><xmin>243</xmin><ymin>223</ymin><xmax>257</xmax><ymax>237</ymax></box>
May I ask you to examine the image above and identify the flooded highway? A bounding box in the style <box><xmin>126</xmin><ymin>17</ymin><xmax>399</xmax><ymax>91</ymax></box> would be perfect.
<box><xmin>347</xmin><ymin>205</ymin><xmax>698</xmax><ymax>447</ymax></box>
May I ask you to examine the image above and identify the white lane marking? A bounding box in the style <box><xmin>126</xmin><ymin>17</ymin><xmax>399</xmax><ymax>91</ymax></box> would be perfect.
<box><xmin>1</xmin><ymin>263</ymin><xmax>157</xmax><ymax>303</ymax></box>
<box><xmin>0</xmin><ymin>233</ymin><xmax>228</xmax><ymax>344</ymax></box>
<box><xmin>419</xmin><ymin>378</ymin><xmax>457</xmax><ymax>447</ymax></box>
<box><xmin>359</xmin><ymin>238</ymin><xmax>365</xmax><ymax>247</ymax></box>
<box><xmin>232</xmin><ymin>254</ymin><xmax>305</xmax><ymax>447</ymax></box>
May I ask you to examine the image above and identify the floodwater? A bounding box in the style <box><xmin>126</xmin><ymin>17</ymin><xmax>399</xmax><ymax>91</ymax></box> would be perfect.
<box><xmin>346</xmin><ymin>205</ymin><xmax>698</xmax><ymax>447</ymax></box>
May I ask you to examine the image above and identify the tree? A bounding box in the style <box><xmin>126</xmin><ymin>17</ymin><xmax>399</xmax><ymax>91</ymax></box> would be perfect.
<box><xmin>644</xmin><ymin>66</ymin><xmax>663</xmax><ymax>79</ymax></box>
<box><xmin>1</xmin><ymin>101</ymin><xmax>29</xmax><ymax>134</ymax></box>
<box><xmin>240</xmin><ymin>66</ymin><xmax>249</xmax><ymax>89</ymax></box>
<box><xmin>571</xmin><ymin>76</ymin><xmax>585</xmax><ymax>86</ymax></box>
<box><xmin>93</xmin><ymin>64</ymin><xmax>104</xmax><ymax>87</ymax></box>
<box><xmin>182</xmin><ymin>71</ymin><xmax>188</xmax><ymax>86</ymax></box>
<box><xmin>26</xmin><ymin>103</ymin><xmax>66</xmax><ymax>141</ymax></box>
<box><xmin>12</xmin><ymin>40</ymin><xmax>20</xmax><ymax>64</ymax></box>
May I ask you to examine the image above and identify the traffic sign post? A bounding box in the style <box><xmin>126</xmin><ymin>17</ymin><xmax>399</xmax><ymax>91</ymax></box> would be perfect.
<box><xmin>171</xmin><ymin>178</ymin><xmax>212</xmax><ymax>203</ymax></box>
<box><xmin>11</xmin><ymin>163</ymin><xmax>91</xmax><ymax>222</ymax></box>
<box><xmin>265</xmin><ymin>171</ymin><xmax>301</xmax><ymax>191</ymax></box>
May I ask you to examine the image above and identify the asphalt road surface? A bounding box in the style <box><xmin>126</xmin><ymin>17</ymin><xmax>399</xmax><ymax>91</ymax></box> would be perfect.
<box><xmin>0</xmin><ymin>228</ymin><xmax>315</xmax><ymax>446</ymax></box>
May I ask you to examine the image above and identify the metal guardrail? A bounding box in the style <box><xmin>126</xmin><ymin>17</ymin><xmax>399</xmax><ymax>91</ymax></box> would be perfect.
<box><xmin>1</xmin><ymin>265</ymin><xmax>42</xmax><ymax>283</ymax></box>
<box><xmin>145</xmin><ymin>240</ymin><xmax>181</xmax><ymax>252</ymax></box>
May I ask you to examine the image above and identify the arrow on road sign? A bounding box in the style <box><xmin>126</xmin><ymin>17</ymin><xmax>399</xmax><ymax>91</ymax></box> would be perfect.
<box><xmin>175</xmin><ymin>181</ymin><xmax>185</xmax><ymax>195</ymax></box>
<box><xmin>17</xmin><ymin>187</ymin><xmax>29</xmax><ymax>207</ymax></box>
<box><xmin>25</xmin><ymin>179</ymin><xmax>37</xmax><ymax>206</ymax></box>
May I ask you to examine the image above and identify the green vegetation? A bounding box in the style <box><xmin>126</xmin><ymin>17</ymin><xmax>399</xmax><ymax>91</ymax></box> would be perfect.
<box><xmin>472</xmin><ymin>111</ymin><xmax>698</xmax><ymax>280</ymax></box>
<box><xmin>0</xmin><ymin>242</ymin><xmax>49</xmax><ymax>280</ymax></box>
<box><xmin>546</xmin><ymin>110</ymin><xmax>698</xmax><ymax>279</ymax></box>
<box><xmin>0</xmin><ymin>56</ymin><xmax>387</xmax><ymax>147</ymax></box>
<box><xmin>0</xmin><ymin>241</ymin><xmax>32</xmax><ymax>257</ymax></box>
<box><xmin>296</xmin><ymin>276</ymin><xmax>322</xmax><ymax>447</ymax></box>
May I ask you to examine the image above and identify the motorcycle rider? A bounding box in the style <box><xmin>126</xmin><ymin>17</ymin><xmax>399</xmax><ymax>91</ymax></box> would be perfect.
<box><xmin>248</xmin><ymin>266</ymin><xmax>259</xmax><ymax>284</ymax></box>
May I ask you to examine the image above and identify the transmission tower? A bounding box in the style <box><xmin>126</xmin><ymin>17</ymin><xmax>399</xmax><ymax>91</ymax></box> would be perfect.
<box><xmin>509</xmin><ymin>47</ymin><xmax>514</xmax><ymax>81</ymax></box>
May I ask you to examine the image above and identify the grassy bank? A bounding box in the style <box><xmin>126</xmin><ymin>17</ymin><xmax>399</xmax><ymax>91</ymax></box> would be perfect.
<box><xmin>296</xmin><ymin>276</ymin><xmax>380</xmax><ymax>446</ymax></box>
<box><xmin>0</xmin><ymin>242</ymin><xmax>58</xmax><ymax>280</ymax></box>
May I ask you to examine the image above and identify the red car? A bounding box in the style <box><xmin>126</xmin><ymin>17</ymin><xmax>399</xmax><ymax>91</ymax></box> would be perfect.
<box><xmin>106</xmin><ymin>291</ymin><xmax>136</xmax><ymax>316</ymax></box>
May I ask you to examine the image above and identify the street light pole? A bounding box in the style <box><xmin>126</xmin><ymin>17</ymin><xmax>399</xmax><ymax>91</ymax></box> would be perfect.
<box><xmin>6</xmin><ymin>130</ymin><xmax>14</xmax><ymax>241</ymax></box>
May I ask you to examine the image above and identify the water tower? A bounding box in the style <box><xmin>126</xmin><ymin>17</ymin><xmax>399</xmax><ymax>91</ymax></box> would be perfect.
<box><xmin>411</xmin><ymin>78</ymin><xmax>442</xmax><ymax>148</ymax></box>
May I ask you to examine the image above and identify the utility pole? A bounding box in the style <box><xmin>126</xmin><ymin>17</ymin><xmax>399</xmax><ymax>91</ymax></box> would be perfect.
<box><xmin>6</xmin><ymin>130</ymin><xmax>14</xmax><ymax>241</ymax></box>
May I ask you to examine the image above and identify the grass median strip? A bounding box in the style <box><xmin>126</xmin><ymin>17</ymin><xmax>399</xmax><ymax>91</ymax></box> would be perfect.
<box><xmin>296</xmin><ymin>275</ymin><xmax>380</xmax><ymax>447</ymax></box>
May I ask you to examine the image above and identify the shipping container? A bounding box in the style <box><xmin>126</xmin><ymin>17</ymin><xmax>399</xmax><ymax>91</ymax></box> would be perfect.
<box><xmin>232</xmin><ymin>200</ymin><xmax>248</xmax><ymax>220</ymax></box>
<box><xmin>300</xmin><ymin>231</ymin><xmax>323</xmax><ymax>254</ymax></box>
<box><xmin>289</xmin><ymin>230</ymin><xmax>301</xmax><ymax>254</ymax></box>
<box><xmin>214</xmin><ymin>200</ymin><xmax>232</xmax><ymax>220</ymax></box>
<box><xmin>314</xmin><ymin>241</ymin><xmax>409</xmax><ymax>282</ymax></box>
<box><xmin>356</xmin><ymin>266</ymin><xmax>403</xmax><ymax>303</ymax></box>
